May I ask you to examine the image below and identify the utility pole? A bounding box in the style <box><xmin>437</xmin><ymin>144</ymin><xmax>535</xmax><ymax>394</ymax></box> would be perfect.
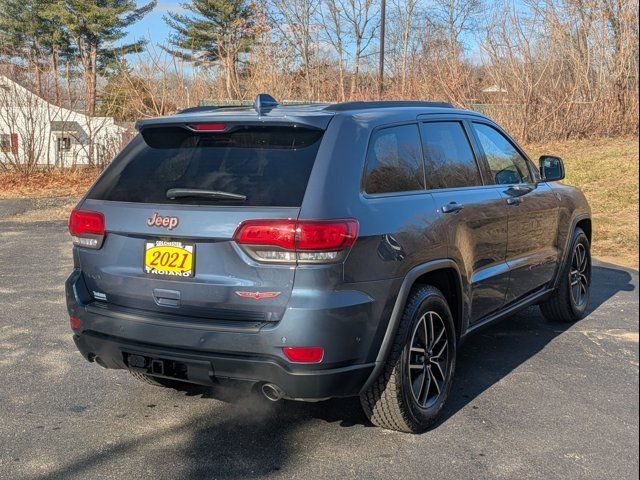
<box><xmin>378</xmin><ymin>0</ymin><xmax>386</xmax><ymax>98</ymax></box>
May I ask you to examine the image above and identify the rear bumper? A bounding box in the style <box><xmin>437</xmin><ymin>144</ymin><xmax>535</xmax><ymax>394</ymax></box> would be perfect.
<box><xmin>66</xmin><ymin>269</ymin><xmax>384</xmax><ymax>400</ymax></box>
<box><xmin>73</xmin><ymin>331</ymin><xmax>374</xmax><ymax>399</ymax></box>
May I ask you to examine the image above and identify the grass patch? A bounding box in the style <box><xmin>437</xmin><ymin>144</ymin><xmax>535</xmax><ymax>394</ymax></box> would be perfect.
<box><xmin>525</xmin><ymin>136</ymin><xmax>639</xmax><ymax>268</ymax></box>
<box><xmin>0</xmin><ymin>169</ymin><xmax>101</xmax><ymax>199</ymax></box>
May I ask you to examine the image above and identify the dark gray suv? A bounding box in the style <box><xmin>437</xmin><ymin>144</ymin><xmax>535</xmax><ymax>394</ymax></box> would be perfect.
<box><xmin>66</xmin><ymin>96</ymin><xmax>592</xmax><ymax>433</ymax></box>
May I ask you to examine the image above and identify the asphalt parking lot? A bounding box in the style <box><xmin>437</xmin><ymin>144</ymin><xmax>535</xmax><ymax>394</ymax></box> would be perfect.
<box><xmin>0</xmin><ymin>204</ymin><xmax>638</xmax><ymax>480</ymax></box>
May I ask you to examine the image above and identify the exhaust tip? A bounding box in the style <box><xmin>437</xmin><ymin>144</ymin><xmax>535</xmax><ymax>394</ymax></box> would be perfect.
<box><xmin>261</xmin><ymin>383</ymin><xmax>284</xmax><ymax>402</ymax></box>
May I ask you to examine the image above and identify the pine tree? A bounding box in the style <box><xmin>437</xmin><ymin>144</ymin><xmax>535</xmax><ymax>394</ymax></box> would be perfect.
<box><xmin>164</xmin><ymin>0</ymin><xmax>262</xmax><ymax>99</ymax></box>
<box><xmin>0</xmin><ymin>0</ymin><xmax>69</xmax><ymax>100</ymax></box>
<box><xmin>56</xmin><ymin>0</ymin><xmax>157</xmax><ymax>114</ymax></box>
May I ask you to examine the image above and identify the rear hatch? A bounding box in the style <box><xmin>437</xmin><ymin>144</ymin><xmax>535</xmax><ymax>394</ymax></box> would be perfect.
<box><xmin>74</xmin><ymin>118</ymin><xmax>328</xmax><ymax>323</ymax></box>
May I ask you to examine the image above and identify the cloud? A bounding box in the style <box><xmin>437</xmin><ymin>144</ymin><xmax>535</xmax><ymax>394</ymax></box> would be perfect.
<box><xmin>154</xmin><ymin>1</ymin><xmax>186</xmax><ymax>13</ymax></box>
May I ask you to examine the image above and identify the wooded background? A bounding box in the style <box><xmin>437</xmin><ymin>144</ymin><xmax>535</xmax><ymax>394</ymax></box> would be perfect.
<box><xmin>1</xmin><ymin>0</ymin><xmax>638</xmax><ymax>145</ymax></box>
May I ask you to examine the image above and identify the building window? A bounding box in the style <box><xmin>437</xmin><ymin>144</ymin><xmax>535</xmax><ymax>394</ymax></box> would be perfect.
<box><xmin>58</xmin><ymin>137</ymin><xmax>72</xmax><ymax>151</ymax></box>
<box><xmin>0</xmin><ymin>133</ymin><xmax>18</xmax><ymax>153</ymax></box>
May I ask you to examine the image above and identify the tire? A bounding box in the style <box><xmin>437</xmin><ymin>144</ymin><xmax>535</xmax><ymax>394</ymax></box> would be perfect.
<box><xmin>129</xmin><ymin>371</ymin><xmax>207</xmax><ymax>393</ymax></box>
<box><xmin>540</xmin><ymin>227</ymin><xmax>591</xmax><ymax>323</ymax></box>
<box><xmin>360</xmin><ymin>285</ymin><xmax>456</xmax><ymax>433</ymax></box>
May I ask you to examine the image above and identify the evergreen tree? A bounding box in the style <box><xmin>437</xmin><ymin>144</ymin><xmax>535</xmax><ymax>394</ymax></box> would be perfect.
<box><xmin>164</xmin><ymin>0</ymin><xmax>262</xmax><ymax>99</ymax></box>
<box><xmin>0</xmin><ymin>0</ymin><xmax>69</xmax><ymax>100</ymax></box>
<box><xmin>56</xmin><ymin>0</ymin><xmax>157</xmax><ymax>114</ymax></box>
<box><xmin>0</xmin><ymin>0</ymin><xmax>155</xmax><ymax>113</ymax></box>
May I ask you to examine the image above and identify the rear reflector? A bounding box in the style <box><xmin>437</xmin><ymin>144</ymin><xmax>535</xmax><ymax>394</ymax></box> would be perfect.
<box><xmin>188</xmin><ymin>123</ymin><xmax>227</xmax><ymax>132</ymax></box>
<box><xmin>233</xmin><ymin>218</ymin><xmax>358</xmax><ymax>263</ymax></box>
<box><xmin>69</xmin><ymin>316</ymin><xmax>81</xmax><ymax>330</ymax></box>
<box><xmin>69</xmin><ymin>209</ymin><xmax>105</xmax><ymax>249</ymax></box>
<box><xmin>282</xmin><ymin>346</ymin><xmax>324</xmax><ymax>363</ymax></box>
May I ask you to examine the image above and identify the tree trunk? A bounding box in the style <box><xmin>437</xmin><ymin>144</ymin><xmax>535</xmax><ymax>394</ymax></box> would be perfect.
<box><xmin>230</xmin><ymin>52</ymin><xmax>241</xmax><ymax>100</ymax></box>
<box><xmin>224</xmin><ymin>55</ymin><xmax>233</xmax><ymax>100</ymax></box>
<box><xmin>51</xmin><ymin>46</ymin><xmax>60</xmax><ymax>105</ymax></box>
<box><xmin>338</xmin><ymin>53</ymin><xmax>346</xmax><ymax>101</ymax></box>
<box><xmin>88</xmin><ymin>45</ymin><xmax>98</xmax><ymax>115</ymax></box>
<box><xmin>350</xmin><ymin>40</ymin><xmax>361</xmax><ymax>98</ymax></box>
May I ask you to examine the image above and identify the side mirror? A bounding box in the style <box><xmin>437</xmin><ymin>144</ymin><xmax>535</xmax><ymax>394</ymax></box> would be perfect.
<box><xmin>539</xmin><ymin>155</ymin><xmax>565</xmax><ymax>181</ymax></box>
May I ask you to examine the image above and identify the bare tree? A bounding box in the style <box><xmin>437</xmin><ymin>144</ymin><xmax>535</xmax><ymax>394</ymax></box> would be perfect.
<box><xmin>342</xmin><ymin>0</ymin><xmax>379</xmax><ymax>97</ymax></box>
<box><xmin>270</xmin><ymin>0</ymin><xmax>321</xmax><ymax>99</ymax></box>
<box><xmin>386</xmin><ymin>0</ymin><xmax>421</xmax><ymax>95</ymax></box>
<box><xmin>321</xmin><ymin>0</ymin><xmax>348</xmax><ymax>100</ymax></box>
<box><xmin>430</xmin><ymin>0</ymin><xmax>483</xmax><ymax>56</ymax></box>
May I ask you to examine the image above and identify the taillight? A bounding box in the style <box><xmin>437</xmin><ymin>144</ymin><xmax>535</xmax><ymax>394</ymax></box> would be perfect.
<box><xmin>233</xmin><ymin>219</ymin><xmax>358</xmax><ymax>264</ymax></box>
<box><xmin>69</xmin><ymin>209</ymin><xmax>105</xmax><ymax>249</ymax></box>
<box><xmin>235</xmin><ymin>220</ymin><xmax>297</xmax><ymax>250</ymax></box>
<box><xmin>188</xmin><ymin>123</ymin><xmax>227</xmax><ymax>132</ymax></box>
<box><xmin>283</xmin><ymin>346</ymin><xmax>324</xmax><ymax>363</ymax></box>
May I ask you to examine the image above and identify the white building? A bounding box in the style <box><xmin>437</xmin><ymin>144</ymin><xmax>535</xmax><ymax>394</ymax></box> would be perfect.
<box><xmin>0</xmin><ymin>76</ymin><xmax>127</xmax><ymax>167</ymax></box>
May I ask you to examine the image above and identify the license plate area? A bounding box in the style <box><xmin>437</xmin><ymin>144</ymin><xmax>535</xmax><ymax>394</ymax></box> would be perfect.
<box><xmin>144</xmin><ymin>240</ymin><xmax>195</xmax><ymax>277</ymax></box>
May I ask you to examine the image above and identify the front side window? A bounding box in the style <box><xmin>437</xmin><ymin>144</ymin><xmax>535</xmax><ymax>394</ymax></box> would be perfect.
<box><xmin>420</xmin><ymin>121</ymin><xmax>482</xmax><ymax>189</ymax></box>
<box><xmin>473</xmin><ymin>123</ymin><xmax>532</xmax><ymax>185</ymax></box>
<box><xmin>364</xmin><ymin>124</ymin><xmax>425</xmax><ymax>194</ymax></box>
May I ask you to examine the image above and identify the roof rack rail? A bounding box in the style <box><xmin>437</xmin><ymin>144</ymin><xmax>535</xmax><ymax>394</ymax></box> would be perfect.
<box><xmin>324</xmin><ymin>101</ymin><xmax>454</xmax><ymax>112</ymax></box>
<box><xmin>178</xmin><ymin>104</ymin><xmax>256</xmax><ymax>114</ymax></box>
<box><xmin>177</xmin><ymin>105</ymin><xmax>221</xmax><ymax>114</ymax></box>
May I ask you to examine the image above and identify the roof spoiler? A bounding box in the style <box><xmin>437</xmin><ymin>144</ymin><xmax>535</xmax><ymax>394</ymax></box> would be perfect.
<box><xmin>177</xmin><ymin>94</ymin><xmax>280</xmax><ymax>115</ymax></box>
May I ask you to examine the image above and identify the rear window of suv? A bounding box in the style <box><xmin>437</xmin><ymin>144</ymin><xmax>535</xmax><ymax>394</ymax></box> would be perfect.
<box><xmin>363</xmin><ymin>124</ymin><xmax>425</xmax><ymax>194</ymax></box>
<box><xmin>87</xmin><ymin>125</ymin><xmax>324</xmax><ymax>207</ymax></box>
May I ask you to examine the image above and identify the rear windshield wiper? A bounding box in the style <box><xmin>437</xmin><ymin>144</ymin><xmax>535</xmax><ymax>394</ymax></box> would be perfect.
<box><xmin>166</xmin><ymin>188</ymin><xmax>247</xmax><ymax>201</ymax></box>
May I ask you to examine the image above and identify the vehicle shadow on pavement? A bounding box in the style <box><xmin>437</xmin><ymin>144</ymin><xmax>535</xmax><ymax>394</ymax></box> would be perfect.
<box><xmin>31</xmin><ymin>266</ymin><xmax>635</xmax><ymax>480</ymax></box>
<box><xmin>586</xmin><ymin>263</ymin><xmax>636</xmax><ymax>314</ymax></box>
<box><xmin>34</xmin><ymin>398</ymin><xmax>308</xmax><ymax>479</ymax></box>
<box><xmin>438</xmin><ymin>263</ymin><xmax>635</xmax><ymax>426</ymax></box>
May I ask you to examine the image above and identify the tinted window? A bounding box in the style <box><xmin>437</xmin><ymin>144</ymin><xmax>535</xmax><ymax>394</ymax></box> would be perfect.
<box><xmin>420</xmin><ymin>121</ymin><xmax>482</xmax><ymax>189</ymax></box>
<box><xmin>473</xmin><ymin>123</ymin><xmax>532</xmax><ymax>185</ymax></box>
<box><xmin>364</xmin><ymin>124</ymin><xmax>425</xmax><ymax>194</ymax></box>
<box><xmin>88</xmin><ymin>126</ymin><xmax>323</xmax><ymax>207</ymax></box>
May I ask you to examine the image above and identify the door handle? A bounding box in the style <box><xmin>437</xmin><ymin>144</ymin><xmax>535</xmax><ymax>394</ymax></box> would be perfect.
<box><xmin>506</xmin><ymin>197</ymin><xmax>521</xmax><ymax>206</ymax></box>
<box><xmin>442</xmin><ymin>202</ymin><xmax>464</xmax><ymax>213</ymax></box>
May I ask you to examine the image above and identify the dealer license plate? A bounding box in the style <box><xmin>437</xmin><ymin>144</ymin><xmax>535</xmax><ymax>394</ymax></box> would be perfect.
<box><xmin>144</xmin><ymin>240</ymin><xmax>194</xmax><ymax>277</ymax></box>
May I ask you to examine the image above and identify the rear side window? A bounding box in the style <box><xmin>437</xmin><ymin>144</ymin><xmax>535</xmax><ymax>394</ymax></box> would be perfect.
<box><xmin>472</xmin><ymin>123</ymin><xmax>532</xmax><ymax>185</ymax></box>
<box><xmin>420</xmin><ymin>121</ymin><xmax>482</xmax><ymax>189</ymax></box>
<box><xmin>364</xmin><ymin>124</ymin><xmax>425</xmax><ymax>194</ymax></box>
<box><xmin>87</xmin><ymin>126</ymin><xmax>324</xmax><ymax>207</ymax></box>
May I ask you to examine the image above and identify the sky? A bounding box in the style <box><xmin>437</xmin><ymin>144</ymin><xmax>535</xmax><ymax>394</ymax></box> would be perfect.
<box><xmin>122</xmin><ymin>0</ymin><xmax>486</xmax><ymax>62</ymax></box>
<box><xmin>122</xmin><ymin>1</ymin><xmax>183</xmax><ymax>47</ymax></box>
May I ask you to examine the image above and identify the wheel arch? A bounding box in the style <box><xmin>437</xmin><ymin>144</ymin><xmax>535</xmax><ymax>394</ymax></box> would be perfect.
<box><xmin>552</xmin><ymin>213</ymin><xmax>591</xmax><ymax>290</ymax></box>
<box><xmin>576</xmin><ymin>218</ymin><xmax>592</xmax><ymax>243</ymax></box>
<box><xmin>360</xmin><ymin>259</ymin><xmax>466</xmax><ymax>394</ymax></box>
<box><xmin>413</xmin><ymin>268</ymin><xmax>464</xmax><ymax>341</ymax></box>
